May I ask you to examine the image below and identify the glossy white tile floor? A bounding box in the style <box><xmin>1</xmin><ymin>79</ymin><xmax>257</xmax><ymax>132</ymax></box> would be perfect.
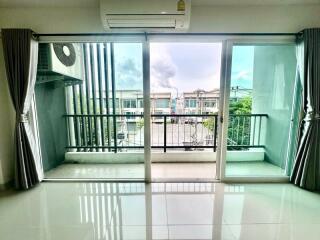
<box><xmin>45</xmin><ymin>163</ymin><xmax>217</xmax><ymax>180</ymax></box>
<box><xmin>45</xmin><ymin>163</ymin><xmax>145</xmax><ymax>179</ymax></box>
<box><xmin>226</xmin><ymin>161</ymin><xmax>285</xmax><ymax>176</ymax></box>
<box><xmin>45</xmin><ymin>161</ymin><xmax>284</xmax><ymax>180</ymax></box>
<box><xmin>1</xmin><ymin>182</ymin><xmax>320</xmax><ymax>240</ymax></box>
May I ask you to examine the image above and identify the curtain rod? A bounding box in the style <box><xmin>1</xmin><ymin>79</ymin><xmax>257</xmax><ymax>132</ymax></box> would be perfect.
<box><xmin>34</xmin><ymin>32</ymin><xmax>300</xmax><ymax>37</ymax></box>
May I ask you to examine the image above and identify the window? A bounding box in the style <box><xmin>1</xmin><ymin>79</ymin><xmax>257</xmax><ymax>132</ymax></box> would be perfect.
<box><xmin>155</xmin><ymin>99</ymin><xmax>170</xmax><ymax>108</ymax></box>
<box><xmin>138</xmin><ymin>99</ymin><xmax>144</xmax><ymax>108</ymax></box>
<box><xmin>204</xmin><ymin>100</ymin><xmax>216</xmax><ymax>108</ymax></box>
<box><xmin>123</xmin><ymin>99</ymin><xmax>137</xmax><ymax>108</ymax></box>
<box><xmin>185</xmin><ymin>99</ymin><xmax>197</xmax><ymax>108</ymax></box>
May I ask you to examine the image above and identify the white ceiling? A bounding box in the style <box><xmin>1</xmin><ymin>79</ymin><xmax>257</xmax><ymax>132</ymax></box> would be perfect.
<box><xmin>0</xmin><ymin>0</ymin><xmax>319</xmax><ymax>8</ymax></box>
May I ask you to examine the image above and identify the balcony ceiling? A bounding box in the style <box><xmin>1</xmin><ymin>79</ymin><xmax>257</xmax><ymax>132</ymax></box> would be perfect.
<box><xmin>0</xmin><ymin>0</ymin><xmax>319</xmax><ymax>8</ymax></box>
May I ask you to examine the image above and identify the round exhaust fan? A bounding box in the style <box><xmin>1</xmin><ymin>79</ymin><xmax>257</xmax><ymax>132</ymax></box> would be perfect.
<box><xmin>53</xmin><ymin>43</ymin><xmax>76</xmax><ymax>67</ymax></box>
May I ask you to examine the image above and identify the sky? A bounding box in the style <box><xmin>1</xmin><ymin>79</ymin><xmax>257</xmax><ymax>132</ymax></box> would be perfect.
<box><xmin>231</xmin><ymin>46</ymin><xmax>254</xmax><ymax>89</ymax></box>
<box><xmin>114</xmin><ymin>42</ymin><xmax>254</xmax><ymax>95</ymax></box>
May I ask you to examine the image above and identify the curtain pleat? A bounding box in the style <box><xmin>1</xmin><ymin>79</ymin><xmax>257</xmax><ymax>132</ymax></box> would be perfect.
<box><xmin>1</xmin><ymin>28</ymin><xmax>42</xmax><ymax>190</ymax></box>
<box><xmin>290</xmin><ymin>28</ymin><xmax>320</xmax><ymax>191</ymax></box>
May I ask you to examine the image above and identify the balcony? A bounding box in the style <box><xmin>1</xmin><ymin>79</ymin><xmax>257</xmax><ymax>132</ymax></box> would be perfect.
<box><xmin>63</xmin><ymin>113</ymin><xmax>267</xmax><ymax>164</ymax></box>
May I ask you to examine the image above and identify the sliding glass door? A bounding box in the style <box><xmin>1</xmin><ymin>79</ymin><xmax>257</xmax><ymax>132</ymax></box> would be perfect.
<box><xmin>149</xmin><ymin>41</ymin><xmax>222</xmax><ymax>181</ymax></box>
<box><xmin>35</xmin><ymin>36</ymin><xmax>299</xmax><ymax>182</ymax></box>
<box><xmin>36</xmin><ymin>41</ymin><xmax>146</xmax><ymax>180</ymax></box>
<box><xmin>220</xmin><ymin>40</ymin><xmax>298</xmax><ymax>179</ymax></box>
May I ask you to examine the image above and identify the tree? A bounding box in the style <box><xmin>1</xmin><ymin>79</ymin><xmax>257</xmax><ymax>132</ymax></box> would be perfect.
<box><xmin>137</xmin><ymin>118</ymin><xmax>144</xmax><ymax>129</ymax></box>
<box><xmin>203</xmin><ymin>116</ymin><xmax>215</xmax><ymax>132</ymax></box>
<box><xmin>228</xmin><ymin>96</ymin><xmax>252</xmax><ymax>150</ymax></box>
<box><xmin>229</xmin><ymin>96</ymin><xmax>252</xmax><ymax>115</ymax></box>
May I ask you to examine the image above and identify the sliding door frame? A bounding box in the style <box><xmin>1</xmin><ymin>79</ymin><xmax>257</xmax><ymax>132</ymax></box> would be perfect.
<box><xmin>147</xmin><ymin>36</ymin><xmax>226</xmax><ymax>182</ymax></box>
<box><xmin>38</xmin><ymin>34</ymin><xmax>295</xmax><ymax>183</ymax></box>
<box><xmin>143</xmin><ymin>39</ymin><xmax>152</xmax><ymax>182</ymax></box>
<box><xmin>220</xmin><ymin>38</ymin><xmax>296</xmax><ymax>183</ymax></box>
<box><xmin>39</xmin><ymin>35</ymin><xmax>149</xmax><ymax>181</ymax></box>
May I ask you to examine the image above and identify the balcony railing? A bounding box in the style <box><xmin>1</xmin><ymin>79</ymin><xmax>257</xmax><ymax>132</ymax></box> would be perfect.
<box><xmin>227</xmin><ymin>114</ymin><xmax>267</xmax><ymax>150</ymax></box>
<box><xmin>64</xmin><ymin>113</ymin><xmax>268</xmax><ymax>152</ymax></box>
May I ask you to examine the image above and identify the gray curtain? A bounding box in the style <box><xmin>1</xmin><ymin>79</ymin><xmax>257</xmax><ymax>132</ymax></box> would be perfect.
<box><xmin>290</xmin><ymin>28</ymin><xmax>320</xmax><ymax>191</ymax></box>
<box><xmin>2</xmin><ymin>29</ymin><xmax>42</xmax><ymax>190</ymax></box>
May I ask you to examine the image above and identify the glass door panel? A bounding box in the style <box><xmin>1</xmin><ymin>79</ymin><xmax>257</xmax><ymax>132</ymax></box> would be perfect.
<box><xmin>149</xmin><ymin>42</ymin><xmax>222</xmax><ymax>181</ymax></box>
<box><xmin>36</xmin><ymin>41</ymin><xmax>145</xmax><ymax>180</ymax></box>
<box><xmin>224</xmin><ymin>43</ymin><xmax>297</xmax><ymax>177</ymax></box>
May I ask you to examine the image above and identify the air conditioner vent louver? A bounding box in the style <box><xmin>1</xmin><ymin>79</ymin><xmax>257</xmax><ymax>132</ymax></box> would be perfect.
<box><xmin>106</xmin><ymin>17</ymin><xmax>177</xmax><ymax>29</ymax></box>
<box><xmin>38</xmin><ymin>44</ymin><xmax>50</xmax><ymax>70</ymax></box>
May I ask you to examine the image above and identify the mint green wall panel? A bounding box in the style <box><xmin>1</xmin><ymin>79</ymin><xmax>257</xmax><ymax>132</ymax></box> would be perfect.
<box><xmin>252</xmin><ymin>45</ymin><xmax>297</xmax><ymax>169</ymax></box>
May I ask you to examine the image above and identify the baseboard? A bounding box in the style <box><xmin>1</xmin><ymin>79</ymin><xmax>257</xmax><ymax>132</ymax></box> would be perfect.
<box><xmin>0</xmin><ymin>180</ymin><xmax>13</xmax><ymax>191</ymax></box>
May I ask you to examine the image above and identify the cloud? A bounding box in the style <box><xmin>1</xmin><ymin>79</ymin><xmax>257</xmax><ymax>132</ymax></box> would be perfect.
<box><xmin>231</xmin><ymin>70</ymin><xmax>253</xmax><ymax>88</ymax></box>
<box><xmin>151</xmin><ymin>59</ymin><xmax>176</xmax><ymax>88</ymax></box>
<box><xmin>150</xmin><ymin>45</ymin><xmax>177</xmax><ymax>91</ymax></box>
<box><xmin>234</xmin><ymin>70</ymin><xmax>251</xmax><ymax>81</ymax></box>
<box><xmin>116</xmin><ymin>58</ymin><xmax>142</xmax><ymax>89</ymax></box>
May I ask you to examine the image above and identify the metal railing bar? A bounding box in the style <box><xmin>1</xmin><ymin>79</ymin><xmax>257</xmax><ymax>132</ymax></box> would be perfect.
<box><xmin>72</xmin><ymin>86</ymin><xmax>80</xmax><ymax>149</ymax></box>
<box><xmin>139</xmin><ymin>117</ymin><xmax>142</xmax><ymax>146</ymax></box>
<box><xmin>171</xmin><ymin>120</ymin><xmax>173</xmax><ymax>146</ymax></box>
<box><xmin>183</xmin><ymin>121</ymin><xmax>185</xmax><ymax>143</ymax></box>
<box><xmin>65</xmin><ymin>115</ymin><xmax>72</xmax><ymax>148</ymax></box>
<box><xmin>89</xmin><ymin>43</ymin><xmax>99</xmax><ymax>150</ymax></box>
<box><xmin>164</xmin><ymin>116</ymin><xmax>167</xmax><ymax>152</ymax></box>
<box><xmin>226</xmin><ymin>145</ymin><xmax>265</xmax><ymax>148</ymax></box>
<box><xmin>214</xmin><ymin>115</ymin><xmax>218</xmax><ymax>151</ymax></box>
<box><xmin>110</xmin><ymin>43</ymin><xmax>117</xmax><ymax>153</ymax></box>
<box><xmin>97</xmin><ymin>43</ymin><xmax>105</xmax><ymax>149</ymax></box>
<box><xmin>230</xmin><ymin>116</ymin><xmax>235</xmax><ymax>144</ymax></box>
<box><xmin>229</xmin><ymin>114</ymin><xmax>268</xmax><ymax>117</ymax></box>
<box><xmin>64</xmin><ymin>113</ymin><xmax>268</xmax><ymax>117</ymax></box>
<box><xmin>177</xmin><ymin>119</ymin><xmax>180</xmax><ymax>146</ymax></box>
<box><xmin>103</xmin><ymin>43</ymin><xmax>111</xmax><ymax>152</ymax></box>
<box><xmin>65</xmin><ymin>145</ymin><xmax>265</xmax><ymax>149</ymax></box>
<box><xmin>189</xmin><ymin>122</ymin><xmax>191</xmax><ymax>143</ymax></box>
<box><xmin>64</xmin><ymin>113</ymin><xmax>267</xmax><ymax>152</ymax></box>
<box><xmin>241</xmin><ymin>116</ymin><xmax>245</xmax><ymax>145</ymax></box>
<box><xmin>201</xmin><ymin>121</ymin><xmax>203</xmax><ymax>146</ymax></box>
<box><xmin>83</xmin><ymin>44</ymin><xmax>93</xmax><ymax>150</ymax></box>
<box><xmin>236</xmin><ymin>116</ymin><xmax>240</xmax><ymax>143</ymax></box>
<box><xmin>258</xmin><ymin>116</ymin><xmax>262</xmax><ymax>145</ymax></box>
<box><xmin>252</xmin><ymin>115</ymin><xmax>257</xmax><ymax>146</ymax></box>
<box><xmin>78</xmin><ymin>75</ymin><xmax>87</xmax><ymax>149</ymax></box>
<box><xmin>151</xmin><ymin>120</ymin><xmax>153</xmax><ymax>146</ymax></box>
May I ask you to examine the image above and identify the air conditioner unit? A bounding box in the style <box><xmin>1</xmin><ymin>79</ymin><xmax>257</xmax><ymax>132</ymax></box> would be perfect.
<box><xmin>100</xmin><ymin>0</ymin><xmax>191</xmax><ymax>31</ymax></box>
<box><xmin>37</xmin><ymin>43</ymin><xmax>84</xmax><ymax>86</ymax></box>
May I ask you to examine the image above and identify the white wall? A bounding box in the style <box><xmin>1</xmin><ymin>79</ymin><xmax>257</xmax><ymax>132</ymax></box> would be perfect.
<box><xmin>0</xmin><ymin>4</ymin><xmax>320</xmax><ymax>185</ymax></box>
<box><xmin>1</xmin><ymin>5</ymin><xmax>320</xmax><ymax>33</ymax></box>
<box><xmin>190</xmin><ymin>5</ymin><xmax>320</xmax><ymax>33</ymax></box>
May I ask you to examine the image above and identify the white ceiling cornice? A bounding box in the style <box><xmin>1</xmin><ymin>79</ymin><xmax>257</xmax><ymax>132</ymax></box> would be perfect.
<box><xmin>0</xmin><ymin>0</ymin><xmax>319</xmax><ymax>8</ymax></box>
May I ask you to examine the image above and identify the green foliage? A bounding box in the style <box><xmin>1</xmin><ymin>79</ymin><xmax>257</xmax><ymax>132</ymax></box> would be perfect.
<box><xmin>203</xmin><ymin>117</ymin><xmax>215</xmax><ymax>132</ymax></box>
<box><xmin>229</xmin><ymin>96</ymin><xmax>252</xmax><ymax>114</ymax></box>
<box><xmin>137</xmin><ymin>118</ymin><xmax>144</xmax><ymax>129</ymax></box>
<box><xmin>228</xmin><ymin>97</ymin><xmax>252</xmax><ymax>150</ymax></box>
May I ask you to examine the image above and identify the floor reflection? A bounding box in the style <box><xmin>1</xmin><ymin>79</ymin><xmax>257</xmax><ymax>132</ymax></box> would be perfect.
<box><xmin>77</xmin><ymin>183</ymin><xmax>219</xmax><ymax>240</ymax></box>
<box><xmin>1</xmin><ymin>182</ymin><xmax>320</xmax><ymax>240</ymax></box>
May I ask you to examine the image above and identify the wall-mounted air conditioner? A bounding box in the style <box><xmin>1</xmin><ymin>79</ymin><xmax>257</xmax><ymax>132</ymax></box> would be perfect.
<box><xmin>100</xmin><ymin>0</ymin><xmax>191</xmax><ymax>31</ymax></box>
<box><xmin>37</xmin><ymin>43</ymin><xmax>84</xmax><ymax>86</ymax></box>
